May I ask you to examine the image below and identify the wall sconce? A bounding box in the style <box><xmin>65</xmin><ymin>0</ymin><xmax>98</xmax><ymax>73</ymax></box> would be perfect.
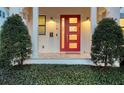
<box><xmin>86</xmin><ymin>17</ymin><xmax>90</xmax><ymax>20</ymax></box>
<box><xmin>50</xmin><ymin>17</ymin><xmax>54</xmax><ymax>21</ymax></box>
<box><xmin>49</xmin><ymin>17</ymin><xmax>55</xmax><ymax>23</ymax></box>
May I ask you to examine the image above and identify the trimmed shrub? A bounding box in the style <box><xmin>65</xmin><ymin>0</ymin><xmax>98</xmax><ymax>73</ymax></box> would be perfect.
<box><xmin>0</xmin><ymin>14</ymin><xmax>31</xmax><ymax>67</ymax></box>
<box><xmin>91</xmin><ymin>18</ymin><xmax>124</xmax><ymax>66</ymax></box>
<box><xmin>120</xmin><ymin>46</ymin><xmax>124</xmax><ymax>66</ymax></box>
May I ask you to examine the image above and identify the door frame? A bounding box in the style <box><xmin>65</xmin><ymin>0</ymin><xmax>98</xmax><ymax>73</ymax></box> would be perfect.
<box><xmin>60</xmin><ymin>15</ymin><xmax>81</xmax><ymax>52</ymax></box>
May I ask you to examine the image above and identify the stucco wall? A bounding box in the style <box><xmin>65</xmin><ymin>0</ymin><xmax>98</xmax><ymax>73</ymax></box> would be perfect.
<box><xmin>38</xmin><ymin>7</ymin><xmax>92</xmax><ymax>53</ymax></box>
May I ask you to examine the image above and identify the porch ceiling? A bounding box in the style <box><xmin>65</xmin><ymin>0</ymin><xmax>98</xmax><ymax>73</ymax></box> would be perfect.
<box><xmin>39</xmin><ymin>7</ymin><xmax>90</xmax><ymax>13</ymax></box>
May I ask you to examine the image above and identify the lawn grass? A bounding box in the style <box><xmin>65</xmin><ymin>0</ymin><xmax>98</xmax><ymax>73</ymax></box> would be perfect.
<box><xmin>0</xmin><ymin>65</ymin><xmax>124</xmax><ymax>85</ymax></box>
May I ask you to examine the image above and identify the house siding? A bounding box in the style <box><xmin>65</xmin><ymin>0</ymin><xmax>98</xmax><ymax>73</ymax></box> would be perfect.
<box><xmin>38</xmin><ymin>7</ymin><xmax>92</xmax><ymax>54</ymax></box>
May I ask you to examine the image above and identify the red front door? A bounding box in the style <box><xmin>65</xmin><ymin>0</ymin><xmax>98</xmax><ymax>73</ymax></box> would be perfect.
<box><xmin>60</xmin><ymin>15</ymin><xmax>80</xmax><ymax>52</ymax></box>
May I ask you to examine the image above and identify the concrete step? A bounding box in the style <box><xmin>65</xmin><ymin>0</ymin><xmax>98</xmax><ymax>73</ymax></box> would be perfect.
<box><xmin>24</xmin><ymin>58</ymin><xmax>95</xmax><ymax>66</ymax></box>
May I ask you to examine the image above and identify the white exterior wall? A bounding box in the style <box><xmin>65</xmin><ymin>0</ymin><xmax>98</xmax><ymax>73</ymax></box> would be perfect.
<box><xmin>6</xmin><ymin>7</ymin><xmax>121</xmax><ymax>58</ymax></box>
<box><xmin>0</xmin><ymin>7</ymin><xmax>121</xmax><ymax>66</ymax></box>
<box><xmin>0</xmin><ymin>8</ymin><xmax>9</xmax><ymax>30</ymax></box>
<box><xmin>120</xmin><ymin>8</ymin><xmax>124</xmax><ymax>13</ymax></box>
<box><xmin>106</xmin><ymin>7</ymin><xmax>120</xmax><ymax>23</ymax></box>
<box><xmin>9</xmin><ymin>7</ymin><xmax>23</xmax><ymax>16</ymax></box>
<box><xmin>12</xmin><ymin>7</ymin><xmax>120</xmax><ymax>55</ymax></box>
<box><xmin>38</xmin><ymin>7</ymin><xmax>92</xmax><ymax>54</ymax></box>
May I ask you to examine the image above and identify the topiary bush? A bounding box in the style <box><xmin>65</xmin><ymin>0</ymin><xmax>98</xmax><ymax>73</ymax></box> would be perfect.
<box><xmin>0</xmin><ymin>14</ymin><xmax>31</xmax><ymax>67</ymax></box>
<box><xmin>120</xmin><ymin>45</ymin><xmax>124</xmax><ymax>66</ymax></box>
<box><xmin>91</xmin><ymin>18</ymin><xmax>124</xmax><ymax>67</ymax></box>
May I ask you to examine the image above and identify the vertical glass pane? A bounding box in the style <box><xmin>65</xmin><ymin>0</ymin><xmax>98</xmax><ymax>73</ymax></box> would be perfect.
<box><xmin>62</xmin><ymin>18</ymin><xmax>65</xmax><ymax>49</ymax></box>
<box><xmin>39</xmin><ymin>15</ymin><xmax>46</xmax><ymax>25</ymax></box>
<box><xmin>69</xmin><ymin>43</ymin><xmax>77</xmax><ymax>48</ymax></box>
<box><xmin>69</xmin><ymin>26</ymin><xmax>77</xmax><ymax>32</ymax></box>
<box><xmin>69</xmin><ymin>18</ymin><xmax>77</xmax><ymax>23</ymax></box>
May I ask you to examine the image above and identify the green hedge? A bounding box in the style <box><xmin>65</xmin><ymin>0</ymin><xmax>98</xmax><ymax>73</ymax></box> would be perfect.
<box><xmin>0</xmin><ymin>65</ymin><xmax>124</xmax><ymax>85</ymax></box>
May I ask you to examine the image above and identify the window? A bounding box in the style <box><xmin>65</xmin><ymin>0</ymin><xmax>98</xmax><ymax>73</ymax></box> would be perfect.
<box><xmin>3</xmin><ymin>12</ymin><xmax>5</xmax><ymax>18</ymax></box>
<box><xmin>38</xmin><ymin>15</ymin><xmax>46</xmax><ymax>35</ymax></box>
<box><xmin>120</xmin><ymin>18</ymin><xmax>124</xmax><ymax>36</ymax></box>
<box><xmin>0</xmin><ymin>10</ymin><xmax>1</xmax><ymax>17</ymax></box>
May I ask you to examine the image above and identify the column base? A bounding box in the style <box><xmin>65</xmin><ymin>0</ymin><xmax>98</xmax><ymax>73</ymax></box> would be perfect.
<box><xmin>31</xmin><ymin>53</ymin><xmax>39</xmax><ymax>59</ymax></box>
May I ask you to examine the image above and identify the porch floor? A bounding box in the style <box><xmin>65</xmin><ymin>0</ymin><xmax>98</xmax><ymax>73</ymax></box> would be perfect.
<box><xmin>38</xmin><ymin>53</ymin><xmax>91</xmax><ymax>59</ymax></box>
<box><xmin>24</xmin><ymin>53</ymin><xmax>94</xmax><ymax>65</ymax></box>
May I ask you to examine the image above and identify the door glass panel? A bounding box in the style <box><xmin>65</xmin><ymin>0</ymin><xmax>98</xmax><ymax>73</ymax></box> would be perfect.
<box><xmin>69</xmin><ymin>18</ymin><xmax>77</xmax><ymax>23</ymax></box>
<box><xmin>69</xmin><ymin>43</ymin><xmax>77</xmax><ymax>48</ymax></box>
<box><xmin>120</xmin><ymin>18</ymin><xmax>124</xmax><ymax>27</ymax></box>
<box><xmin>62</xmin><ymin>18</ymin><xmax>65</xmax><ymax>49</ymax></box>
<box><xmin>69</xmin><ymin>35</ymin><xmax>77</xmax><ymax>40</ymax></box>
<box><xmin>69</xmin><ymin>26</ymin><xmax>77</xmax><ymax>32</ymax></box>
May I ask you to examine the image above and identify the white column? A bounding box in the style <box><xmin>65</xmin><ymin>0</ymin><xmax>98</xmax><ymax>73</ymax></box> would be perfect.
<box><xmin>91</xmin><ymin>7</ymin><xmax>97</xmax><ymax>34</ymax></box>
<box><xmin>32</xmin><ymin>7</ymin><xmax>39</xmax><ymax>58</ymax></box>
<box><xmin>106</xmin><ymin>7</ymin><xmax>120</xmax><ymax>23</ymax></box>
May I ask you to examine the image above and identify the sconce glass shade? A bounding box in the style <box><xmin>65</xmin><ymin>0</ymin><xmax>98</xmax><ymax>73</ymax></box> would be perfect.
<box><xmin>86</xmin><ymin>17</ymin><xmax>90</xmax><ymax>20</ymax></box>
<box><xmin>50</xmin><ymin>17</ymin><xmax>54</xmax><ymax>21</ymax></box>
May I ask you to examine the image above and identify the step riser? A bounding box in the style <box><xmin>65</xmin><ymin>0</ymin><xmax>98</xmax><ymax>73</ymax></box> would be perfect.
<box><xmin>24</xmin><ymin>59</ymin><xmax>95</xmax><ymax>66</ymax></box>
